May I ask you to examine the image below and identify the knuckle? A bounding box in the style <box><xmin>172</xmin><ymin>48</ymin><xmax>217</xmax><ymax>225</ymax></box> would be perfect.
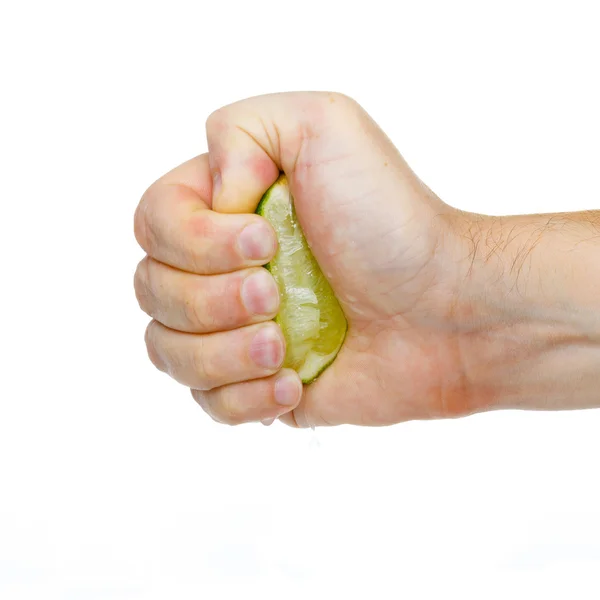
<box><xmin>186</xmin><ymin>212</ymin><xmax>219</xmax><ymax>274</ymax></box>
<box><xmin>144</xmin><ymin>321</ymin><xmax>164</xmax><ymax>371</ymax></box>
<box><xmin>215</xmin><ymin>391</ymin><xmax>244</xmax><ymax>426</ymax></box>
<box><xmin>191</xmin><ymin>388</ymin><xmax>212</xmax><ymax>414</ymax></box>
<box><xmin>328</xmin><ymin>91</ymin><xmax>358</xmax><ymax>108</ymax></box>
<box><xmin>134</xmin><ymin>187</ymin><xmax>160</xmax><ymax>255</ymax></box>
<box><xmin>321</xmin><ymin>92</ymin><xmax>362</xmax><ymax>124</ymax></box>
<box><xmin>191</xmin><ymin>338</ymin><xmax>217</xmax><ymax>390</ymax></box>
<box><xmin>188</xmin><ymin>210</ymin><xmax>218</xmax><ymax>239</ymax></box>
<box><xmin>133</xmin><ymin>257</ymin><xmax>152</xmax><ymax>313</ymax></box>
<box><xmin>182</xmin><ymin>284</ymin><xmax>209</xmax><ymax>331</ymax></box>
<box><xmin>133</xmin><ymin>193</ymin><xmax>150</xmax><ymax>250</ymax></box>
<box><xmin>205</xmin><ymin>106</ymin><xmax>227</xmax><ymax>133</ymax></box>
<box><xmin>193</xmin><ymin>388</ymin><xmax>242</xmax><ymax>426</ymax></box>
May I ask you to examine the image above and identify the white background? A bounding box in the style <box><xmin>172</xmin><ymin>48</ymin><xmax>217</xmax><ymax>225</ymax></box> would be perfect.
<box><xmin>1</xmin><ymin>1</ymin><xmax>600</xmax><ymax>598</ymax></box>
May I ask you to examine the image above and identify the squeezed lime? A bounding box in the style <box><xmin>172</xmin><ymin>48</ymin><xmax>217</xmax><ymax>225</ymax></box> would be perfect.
<box><xmin>256</xmin><ymin>175</ymin><xmax>347</xmax><ymax>383</ymax></box>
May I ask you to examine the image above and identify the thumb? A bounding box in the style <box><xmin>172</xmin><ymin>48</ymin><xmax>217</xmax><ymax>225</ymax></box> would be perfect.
<box><xmin>205</xmin><ymin>91</ymin><xmax>418</xmax><ymax>214</ymax></box>
<box><xmin>206</xmin><ymin>91</ymin><xmax>314</xmax><ymax>213</ymax></box>
<box><xmin>206</xmin><ymin>92</ymin><xmax>447</xmax><ymax>311</ymax></box>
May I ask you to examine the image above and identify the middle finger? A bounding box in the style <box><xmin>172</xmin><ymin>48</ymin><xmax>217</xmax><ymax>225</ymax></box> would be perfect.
<box><xmin>134</xmin><ymin>257</ymin><xmax>280</xmax><ymax>333</ymax></box>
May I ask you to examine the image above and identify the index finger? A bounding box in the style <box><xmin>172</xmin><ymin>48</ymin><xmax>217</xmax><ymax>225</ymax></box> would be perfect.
<box><xmin>134</xmin><ymin>153</ymin><xmax>277</xmax><ymax>274</ymax></box>
<box><xmin>205</xmin><ymin>91</ymin><xmax>360</xmax><ymax>214</ymax></box>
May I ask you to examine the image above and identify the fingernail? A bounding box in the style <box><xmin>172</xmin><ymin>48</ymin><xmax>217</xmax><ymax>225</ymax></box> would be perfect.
<box><xmin>249</xmin><ymin>326</ymin><xmax>284</xmax><ymax>369</ymax></box>
<box><xmin>238</xmin><ymin>222</ymin><xmax>276</xmax><ymax>261</ymax></box>
<box><xmin>261</xmin><ymin>418</ymin><xmax>275</xmax><ymax>426</ymax></box>
<box><xmin>274</xmin><ymin>372</ymin><xmax>301</xmax><ymax>407</ymax></box>
<box><xmin>241</xmin><ymin>270</ymin><xmax>279</xmax><ymax>316</ymax></box>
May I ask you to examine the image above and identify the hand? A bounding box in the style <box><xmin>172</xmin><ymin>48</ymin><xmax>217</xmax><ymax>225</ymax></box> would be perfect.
<box><xmin>134</xmin><ymin>92</ymin><xmax>600</xmax><ymax>427</ymax></box>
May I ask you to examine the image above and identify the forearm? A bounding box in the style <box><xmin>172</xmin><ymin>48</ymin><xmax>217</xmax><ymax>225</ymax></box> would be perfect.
<box><xmin>453</xmin><ymin>210</ymin><xmax>600</xmax><ymax>412</ymax></box>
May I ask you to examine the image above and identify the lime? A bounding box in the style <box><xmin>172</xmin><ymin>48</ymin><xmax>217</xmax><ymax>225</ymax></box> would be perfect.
<box><xmin>256</xmin><ymin>174</ymin><xmax>347</xmax><ymax>383</ymax></box>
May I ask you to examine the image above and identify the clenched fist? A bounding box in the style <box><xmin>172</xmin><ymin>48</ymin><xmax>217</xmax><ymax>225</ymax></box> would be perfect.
<box><xmin>134</xmin><ymin>92</ymin><xmax>600</xmax><ymax>427</ymax></box>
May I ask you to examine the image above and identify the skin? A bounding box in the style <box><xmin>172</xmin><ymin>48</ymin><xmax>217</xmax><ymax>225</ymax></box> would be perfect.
<box><xmin>133</xmin><ymin>92</ymin><xmax>600</xmax><ymax>427</ymax></box>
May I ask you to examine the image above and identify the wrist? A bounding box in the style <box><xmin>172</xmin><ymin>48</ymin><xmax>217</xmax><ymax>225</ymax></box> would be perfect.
<box><xmin>447</xmin><ymin>210</ymin><xmax>600</xmax><ymax>413</ymax></box>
